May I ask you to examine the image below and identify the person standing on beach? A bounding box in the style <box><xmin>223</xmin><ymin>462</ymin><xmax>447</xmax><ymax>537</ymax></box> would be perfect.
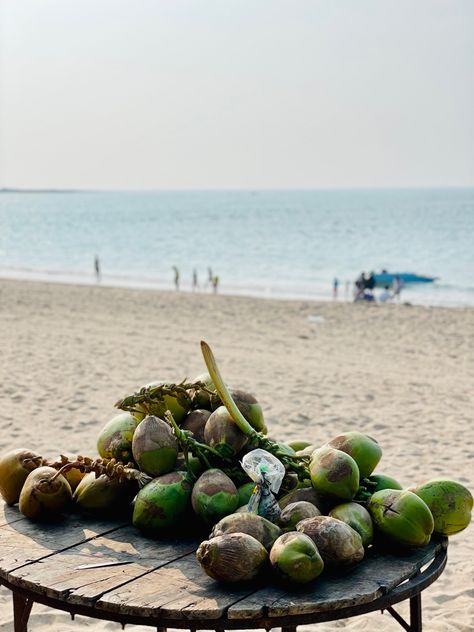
<box><xmin>192</xmin><ymin>268</ymin><xmax>198</xmax><ymax>291</ymax></box>
<box><xmin>212</xmin><ymin>275</ymin><xmax>219</xmax><ymax>294</ymax></box>
<box><xmin>393</xmin><ymin>275</ymin><xmax>403</xmax><ymax>301</ymax></box>
<box><xmin>172</xmin><ymin>266</ymin><xmax>180</xmax><ymax>291</ymax></box>
<box><xmin>94</xmin><ymin>256</ymin><xmax>101</xmax><ymax>282</ymax></box>
<box><xmin>333</xmin><ymin>277</ymin><xmax>339</xmax><ymax>299</ymax></box>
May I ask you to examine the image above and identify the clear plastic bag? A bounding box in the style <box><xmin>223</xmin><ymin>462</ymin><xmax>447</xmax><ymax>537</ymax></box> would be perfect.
<box><xmin>241</xmin><ymin>449</ymin><xmax>285</xmax><ymax>522</ymax></box>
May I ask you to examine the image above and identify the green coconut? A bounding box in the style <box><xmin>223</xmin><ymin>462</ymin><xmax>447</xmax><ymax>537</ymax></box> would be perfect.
<box><xmin>0</xmin><ymin>448</ymin><xmax>43</xmax><ymax>505</ymax></box>
<box><xmin>328</xmin><ymin>432</ymin><xmax>382</xmax><ymax>479</ymax></box>
<box><xmin>133</xmin><ymin>381</ymin><xmax>192</xmax><ymax>424</ymax></box>
<box><xmin>368</xmin><ymin>489</ymin><xmax>434</xmax><ymax>547</ymax></box>
<box><xmin>366</xmin><ymin>473</ymin><xmax>403</xmax><ymax>492</ymax></box>
<box><xmin>132</xmin><ymin>415</ymin><xmax>178</xmax><ymax>477</ymax></box>
<box><xmin>190</xmin><ymin>372</ymin><xmax>216</xmax><ymax>409</ymax></box>
<box><xmin>97</xmin><ymin>412</ymin><xmax>139</xmax><ymax>463</ymax></box>
<box><xmin>181</xmin><ymin>409</ymin><xmax>211</xmax><ymax>443</ymax></box>
<box><xmin>73</xmin><ymin>472</ymin><xmax>135</xmax><ymax>513</ymax></box>
<box><xmin>237</xmin><ymin>481</ymin><xmax>256</xmax><ymax>507</ymax></box>
<box><xmin>211</xmin><ymin>389</ymin><xmax>267</xmax><ymax>434</ymax></box>
<box><xmin>133</xmin><ymin>471</ymin><xmax>193</xmax><ymax>533</ymax></box>
<box><xmin>297</xmin><ymin>515</ymin><xmax>364</xmax><ymax>568</ymax></box>
<box><xmin>287</xmin><ymin>440</ymin><xmax>312</xmax><ymax>452</ymax></box>
<box><xmin>310</xmin><ymin>446</ymin><xmax>360</xmax><ymax>501</ymax></box>
<box><xmin>210</xmin><ymin>512</ymin><xmax>282</xmax><ymax>550</ymax></box>
<box><xmin>414</xmin><ymin>479</ymin><xmax>473</xmax><ymax>536</ymax></box>
<box><xmin>270</xmin><ymin>532</ymin><xmax>324</xmax><ymax>584</ymax></box>
<box><xmin>279</xmin><ymin>501</ymin><xmax>321</xmax><ymax>532</ymax></box>
<box><xmin>329</xmin><ymin>502</ymin><xmax>374</xmax><ymax>547</ymax></box>
<box><xmin>19</xmin><ymin>466</ymin><xmax>72</xmax><ymax>520</ymax></box>
<box><xmin>296</xmin><ymin>445</ymin><xmax>317</xmax><ymax>457</ymax></box>
<box><xmin>196</xmin><ymin>533</ymin><xmax>268</xmax><ymax>582</ymax></box>
<box><xmin>204</xmin><ymin>407</ymin><xmax>249</xmax><ymax>458</ymax></box>
<box><xmin>191</xmin><ymin>469</ymin><xmax>239</xmax><ymax>524</ymax></box>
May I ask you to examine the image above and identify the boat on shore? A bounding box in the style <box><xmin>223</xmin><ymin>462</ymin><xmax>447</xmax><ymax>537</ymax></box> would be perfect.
<box><xmin>373</xmin><ymin>272</ymin><xmax>438</xmax><ymax>287</ymax></box>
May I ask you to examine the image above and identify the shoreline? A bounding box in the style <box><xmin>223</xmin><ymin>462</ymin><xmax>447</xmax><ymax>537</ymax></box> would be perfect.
<box><xmin>1</xmin><ymin>267</ymin><xmax>472</xmax><ymax>310</ymax></box>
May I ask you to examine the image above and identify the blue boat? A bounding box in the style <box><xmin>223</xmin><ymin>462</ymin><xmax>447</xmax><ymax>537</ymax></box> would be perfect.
<box><xmin>373</xmin><ymin>272</ymin><xmax>438</xmax><ymax>287</ymax></box>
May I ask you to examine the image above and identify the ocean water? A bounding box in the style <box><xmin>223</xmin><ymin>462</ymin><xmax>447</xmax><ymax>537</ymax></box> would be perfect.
<box><xmin>0</xmin><ymin>189</ymin><xmax>473</xmax><ymax>306</ymax></box>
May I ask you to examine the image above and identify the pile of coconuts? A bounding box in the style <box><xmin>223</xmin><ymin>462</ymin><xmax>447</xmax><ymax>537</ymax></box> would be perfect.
<box><xmin>0</xmin><ymin>341</ymin><xmax>472</xmax><ymax>587</ymax></box>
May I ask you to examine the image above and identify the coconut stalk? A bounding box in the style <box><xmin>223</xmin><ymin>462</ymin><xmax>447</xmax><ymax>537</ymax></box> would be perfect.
<box><xmin>115</xmin><ymin>380</ymin><xmax>209</xmax><ymax>418</ymax></box>
<box><xmin>50</xmin><ymin>455</ymin><xmax>152</xmax><ymax>488</ymax></box>
<box><xmin>200</xmin><ymin>341</ymin><xmax>310</xmax><ymax>481</ymax></box>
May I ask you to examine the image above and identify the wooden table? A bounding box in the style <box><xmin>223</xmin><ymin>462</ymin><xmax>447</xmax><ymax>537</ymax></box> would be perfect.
<box><xmin>0</xmin><ymin>501</ymin><xmax>447</xmax><ymax>632</ymax></box>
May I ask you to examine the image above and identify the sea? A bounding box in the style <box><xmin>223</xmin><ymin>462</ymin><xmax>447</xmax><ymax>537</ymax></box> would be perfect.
<box><xmin>1</xmin><ymin>188</ymin><xmax>473</xmax><ymax>307</ymax></box>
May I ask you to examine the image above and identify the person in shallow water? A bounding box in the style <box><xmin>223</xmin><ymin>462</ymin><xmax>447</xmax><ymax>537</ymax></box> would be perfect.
<box><xmin>333</xmin><ymin>277</ymin><xmax>339</xmax><ymax>299</ymax></box>
<box><xmin>192</xmin><ymin>269</ymin><xmax>198</xmax><ymax>291</ymax></box>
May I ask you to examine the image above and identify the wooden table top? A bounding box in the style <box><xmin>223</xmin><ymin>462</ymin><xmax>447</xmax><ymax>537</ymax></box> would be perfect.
<box><xmin>0</xmin><ymin>500</ymin><xmax>447</xmax><ymax>628</ymax></box>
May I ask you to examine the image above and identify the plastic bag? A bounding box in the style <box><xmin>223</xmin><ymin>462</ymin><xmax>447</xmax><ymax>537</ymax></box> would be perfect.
<box><xmin>241</xmin><ymin>449</ymin><xmax>285</xmax><ymax>522</ymax></box>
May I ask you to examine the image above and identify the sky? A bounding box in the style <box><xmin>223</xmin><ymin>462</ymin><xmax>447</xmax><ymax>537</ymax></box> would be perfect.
<box><xmin>0</xmin><ymin>0</ymin><xmax>473</xmax><ymax>190</ymax></box>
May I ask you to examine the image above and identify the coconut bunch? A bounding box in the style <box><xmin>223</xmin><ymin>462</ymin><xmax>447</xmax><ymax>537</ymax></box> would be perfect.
<box><xmin>196</xmin><ymin>429</ymin><xmax>473</xmax><ymax>585</ymax></box>
<box><xmin>0</xmin><ymin>340</ymin><xmax>472</xmax><ymax>589</ymax></box>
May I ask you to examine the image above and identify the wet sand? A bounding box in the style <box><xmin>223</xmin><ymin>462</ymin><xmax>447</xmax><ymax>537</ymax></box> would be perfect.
<box><xmin>0</xmin><ymin>278</ymin><xmax>473</xmax><ymax>631</ymax></box>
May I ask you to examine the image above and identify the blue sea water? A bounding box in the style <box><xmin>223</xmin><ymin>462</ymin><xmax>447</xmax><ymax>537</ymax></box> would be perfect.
<box><xmin>0</xmin><ymin>189</ymin><xmax>473</xmax><ymax>306</ymax></box>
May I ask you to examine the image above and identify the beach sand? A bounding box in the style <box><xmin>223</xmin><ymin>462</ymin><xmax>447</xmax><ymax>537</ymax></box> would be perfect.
<box><xmin>0</xmin><ymin>278</ymin><xmax>473</xmax><ymax>631</ymax></box>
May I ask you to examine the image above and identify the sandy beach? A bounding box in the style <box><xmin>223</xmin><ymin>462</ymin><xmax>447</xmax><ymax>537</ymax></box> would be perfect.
<box><xmin>0</xmin><ymin>278</ymin><xmax>473</xmax><ymax>631</ymax></box>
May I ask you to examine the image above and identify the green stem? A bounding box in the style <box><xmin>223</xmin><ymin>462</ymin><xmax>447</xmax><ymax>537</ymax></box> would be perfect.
<box><xmin>200</xmin><ymin>340</ymin><xmax>310</xmax><ymax>481</ymax></box>
<box><xmin>200</xmin><ymin>341</ymin><xmax>257</xmax><ymax>439</ymax></box>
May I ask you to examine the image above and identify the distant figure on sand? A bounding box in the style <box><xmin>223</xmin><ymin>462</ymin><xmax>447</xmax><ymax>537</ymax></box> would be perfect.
<box><xmin>212</xmin><ymin>275</ymin><xmax>219</xmax><ymax>294</ymax></box>
<box><xmin>379</xmin><ymin>285</ymin><xmax>392</xmax><ymax>303</ymax></box>
<box><xmin>366</xmin><ymin>272</ymin><xmax>376</xmax><ymax>293</ymax></box>
<box><xmin>172</xmin><ymin>266</ymin><xmax>180</xmax><ymax>291</ymax></box>
<box><xmin>393</xmin><ymin>275</ymin><xmax>403</xmax><ymax>301</ymax></box>
<box><xmin>207</xmin><ymin>267</ymin><xmax>213</xmax><ymax>288</ymax></box>
<box><xmin>333</xmin><ymin>277</ymin><xmax>339</xmax><ymax>299</ymax></box>
<box><xmin>192</xmin><ymin>268</ymin><xmax>198</xmax><ymax>291</ymax></box>
<box><xmin>94</xmin><ymin>256</ymin><xmax>101</xmax><ymax>282</ymax></box>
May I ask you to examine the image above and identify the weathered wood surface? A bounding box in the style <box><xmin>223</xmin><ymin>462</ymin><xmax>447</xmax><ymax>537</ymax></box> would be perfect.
<box><xmin>0</xmin><ymin>507</ymin><xmax>127</xmax><ymax>579</ymax></box>
<box><xmin>96</xmin><ymin>550</ymin><xmax>258</xmax><ymax>620</ymax></box>
<box><xmin>7</xmin><ymin>526</ymin><xmax>198</xmax><ymax>606</ymax></box>
<box><xmin>0</xmin><ymin>502</ymin><xmax>446</xmax><ymax>624</ymax></box>
<box><xmin>227</xmin><ymin>539</ymin><xmax>445</xmax><ymax>619</ymax></box>
<box><xmin>0</xmin><ymin>502</ymin><xmax>25</xmax><ymax>528</ymax></box>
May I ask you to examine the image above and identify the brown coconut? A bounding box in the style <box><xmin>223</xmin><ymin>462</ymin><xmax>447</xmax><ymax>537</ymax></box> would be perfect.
<box><xmin>204</xmin><ymin>406</ymin><xmax>249</xmax><ymax>457</ymax></box>
<box><xmin>210</xmin><ymin>512</ymin><xmax>282</xmax><ymax>550</ymax></box>
<box><xmin>278</xmin><ymin>501</ymin><xmax>321</xmax><ymax>532</ymax></box>
<box><xmin>297</xmin><ymin>515</ymin><xmax>364</xmax><ymax>569</ymax></box>
<box><xmin>181</xmin><ymin>409</ymin><xmax>211</xmax><ymax>443</ymax></box>
<box><xmin>196</xmin><ymin>533</ymin><xmax>268</xmax><ymax>582</ymax></box>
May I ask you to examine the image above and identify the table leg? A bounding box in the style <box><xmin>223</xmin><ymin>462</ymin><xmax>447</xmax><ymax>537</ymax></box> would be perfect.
<box><xmin>410</xmin><ymin>593</ymin><xmax>422</xmax><ymax>631</ymax></box>
<box><xmin>13</xmin><ymin>592</ymin><xmax>33</xmax><ymax>632</ymax></box>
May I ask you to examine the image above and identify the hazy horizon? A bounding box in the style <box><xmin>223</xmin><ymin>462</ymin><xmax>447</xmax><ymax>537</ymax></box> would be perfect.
<box><xmin>1</xmin><ymin>1</ymin><xmax>473</xmax><ymax>190</ymax></box>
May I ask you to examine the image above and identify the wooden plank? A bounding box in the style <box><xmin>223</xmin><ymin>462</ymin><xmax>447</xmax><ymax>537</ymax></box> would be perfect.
<box><xmin>97</xmin><ymin>550</ymin><xmax>259</xmax><ymax>621</ymax></box>
<box><xmin>227</xmin><ymin>539</ymin><xmax>443</xmax><ymax>620</ymax></box>
<box><xmin>7</xmin><ymin>527</ymin><xmax>198</xmax><ymax>606</ymax></box>
<box><xmin>0</xmin><ymin>501</ymin><xmax>26</xmax><ymax>528</ymax></box>
<box><xmin>0</xmin><ymin>506</ymin><xmax>127</xmax><ymax>580</ymax></box>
